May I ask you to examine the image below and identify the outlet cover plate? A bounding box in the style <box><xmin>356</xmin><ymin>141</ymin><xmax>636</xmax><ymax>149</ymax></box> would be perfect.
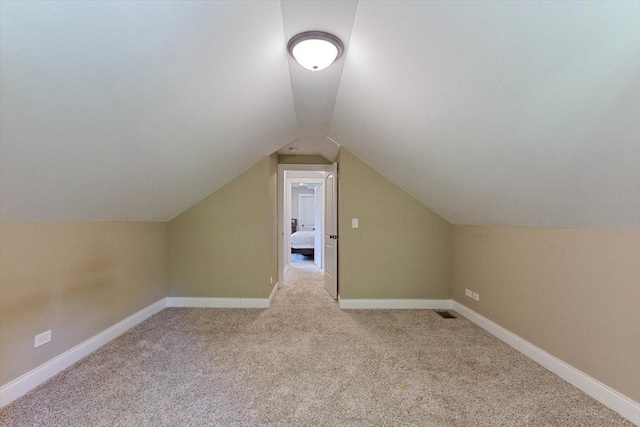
<box><xmin>34</xmin><ymin>330</ymin><xmax>51</xmax><ymax>348</ymax></box>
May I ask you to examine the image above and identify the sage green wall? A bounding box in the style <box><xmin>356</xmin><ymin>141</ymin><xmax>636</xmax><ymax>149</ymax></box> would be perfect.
<box><xmin>278</xmin><ymin>154</ymin><xmax>331</xmax><ymax>164</ymax></box>
<box><xmin>0</xmin><ymin>222</ymin><xmax>168</xmax><ymax>385</ymax></box>
<box><xmin>337</xmin><ymin>148</ymin><xmax>451</xmax><ymax>299</ymax></box>
<box><xmin>452</xmin><ymin>225</ymin><xmax>640</xmax><ymax>401</ymax></box>
<box><xmin>169</xmin><ymin>156</ymin><xmax>276</xmax><ymax>298</ymax></box>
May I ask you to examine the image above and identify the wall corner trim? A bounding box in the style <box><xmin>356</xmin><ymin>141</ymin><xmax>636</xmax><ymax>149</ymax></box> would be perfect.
<box><xmin>339</xmin><ymin>298</ymin><xmax>453</xmax><ymax>310</ymax></box>
<box><xmin>451</xmin><ymin>301</ymin><xmax>640</xmax><ymax>425</ymax></box>
<box><xmin>269</xmin><ymin>282</ymin><xmax>279</xmax><ymax>305</ymax></box>
<box><xmin>166</xmin><ymin>297</ymin><xmax>270</xmax><ymax>309</ymax></box>
<box><xmin>0</xmin><ymin>298</ymin><xmax>167</xmax><ymax>408</ymax></box>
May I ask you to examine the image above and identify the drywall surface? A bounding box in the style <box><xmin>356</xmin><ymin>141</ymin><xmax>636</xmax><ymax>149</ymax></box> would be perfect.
<box><xmin>169</xmin><ymin>157</ymin><xmax>274</xmax><ymax>298</ymax></box>
<box><xmin>268</xmin><ymin>154</ymin><xmax>278</xmax><ymax>289</ymax></box>
<box><xmin>278</xmin><ymin>155</ymin><xmax>331</xmax><ymax>165</ymax></box>
<box><xmin>337</xmin><ymin>148</ymin><xmax>451</xmax><ymax>299</ymax></box>
<box><xmin>0</xmin><ymin>222</ymin><xmax>168</xmax><ymax>385</ymax></box>
<box><xmin>452</xmin><ymin>225</ymin><xmax>640</xmax><ymax>401</ymax></box>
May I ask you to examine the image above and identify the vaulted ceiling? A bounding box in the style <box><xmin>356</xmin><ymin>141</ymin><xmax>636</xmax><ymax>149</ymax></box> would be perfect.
<box><xmin>1</xmin><ymin>1</ymin><xmax>638</xmax><ymax>229</ymax></box>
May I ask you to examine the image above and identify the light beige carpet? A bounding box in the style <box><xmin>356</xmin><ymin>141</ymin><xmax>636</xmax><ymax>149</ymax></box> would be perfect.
<box><xmin>0</xmin><ymin>261</ymin><xmax>631</xmax><ymax>426</ymax></box>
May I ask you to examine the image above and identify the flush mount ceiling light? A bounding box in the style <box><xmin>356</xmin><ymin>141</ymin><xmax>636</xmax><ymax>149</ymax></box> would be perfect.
<box><xmin>287</xmin><ymin>31</ymin><xmax>344</xmax><ymax>72</ymax></box>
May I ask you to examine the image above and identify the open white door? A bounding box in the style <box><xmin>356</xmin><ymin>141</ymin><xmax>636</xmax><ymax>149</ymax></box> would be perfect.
<box><xmin>298</xmin><ymin>194</ymin><xmax>315</xmax><ymax>231</ymax></box>
<box><xmin>313</xmin><ymin>185</ymin><xmax>323</xmax><ymax>268</ymax></box>
<box><xmin>324</xmin><ymin>163</ymin><xmax>338</xmax><ymax>299</ymax></box>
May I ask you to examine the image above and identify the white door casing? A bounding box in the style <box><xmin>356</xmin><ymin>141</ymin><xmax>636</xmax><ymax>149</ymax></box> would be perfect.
<box><xmin>324</xmin><ymin>162</ymin><xmax>338</xmax><ymax>299</ymax></box>
<box><xmin>313</xmin><ymin>184</ymin><xmax>323</xmax><ymax>268</ymax></box>
<box><xmin>284</xmin><ymin>178</ymin><xmax>292</xmax><ymax>274</ymax></box>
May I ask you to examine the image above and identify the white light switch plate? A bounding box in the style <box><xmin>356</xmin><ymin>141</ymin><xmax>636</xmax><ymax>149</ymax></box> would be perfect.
<box><xmin>465</xmin><ymin>289</ymin><xmax>472</xmax><ymax>298</ymax></box>
<box><xmin>352</xmin><ymin>218</ymin><xmax>358</xmax><ymax>228</ymax></box>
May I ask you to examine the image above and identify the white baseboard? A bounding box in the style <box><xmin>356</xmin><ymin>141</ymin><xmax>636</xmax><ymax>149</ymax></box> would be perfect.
<box><xmin>0</xmin><ymin>298</ymin><xmax>167</xmax><ymax>408</ymax></box>
<box><xmin>1</xmin><ymin>290</ymin><xmax>276</xmax><ymax>408</ymax></box>
<box><xmin>339</xmin><ymin>297</ymin><xmax>453</xmax><ymax>310</ymax></box>
<box><xmin>452</xmin><ymin>301</ymin><xmax>640</xmax><ymax>426</ymax></box>
<box><xmin>166</xmin><ymin>296</ymin><xmax>270</xmax><ymax>309</ymax></box>
<box><xmin>269</xmin><ymin>282</ymin><xmax>279</xmax><ymax>304</ymax></box>
<box><xmin>7</xmin><ymin>296</ymin><xmax>633</xmax><ymax>424</ymax></box>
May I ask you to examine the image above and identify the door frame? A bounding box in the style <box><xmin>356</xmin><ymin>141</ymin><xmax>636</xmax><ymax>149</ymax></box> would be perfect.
<box><xmin>278</xmin><ymin>164</ymin><xmax>334</xmax><ymax>289</ymax></box>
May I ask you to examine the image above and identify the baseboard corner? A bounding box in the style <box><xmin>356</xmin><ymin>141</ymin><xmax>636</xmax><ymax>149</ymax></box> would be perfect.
<box><xmin>269</xmin><ymin>282</ymin><xmax>279</xmax><ymax>306</ymax></box>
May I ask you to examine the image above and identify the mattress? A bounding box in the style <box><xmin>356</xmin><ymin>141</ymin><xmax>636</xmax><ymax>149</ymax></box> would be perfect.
<box><xmin>291</xmin><ymin>231</ymin><xmax>315</xmax><ymax>249</ymax></box>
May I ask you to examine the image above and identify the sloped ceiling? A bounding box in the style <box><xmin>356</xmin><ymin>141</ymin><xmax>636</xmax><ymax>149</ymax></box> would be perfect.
<box><xmin>1</xmin><ymin>1</ymin><xmax>639</xmax><ymax>229</ymax></box>
<box><xmin>0</xmin><ymin>1</ymin><xmax>297</xmax><ymax>221</ymax></box>
<box><xmin>331</xmin><ymin>1</ymin><xmax>640</xmax><ymax>229</ymax></box>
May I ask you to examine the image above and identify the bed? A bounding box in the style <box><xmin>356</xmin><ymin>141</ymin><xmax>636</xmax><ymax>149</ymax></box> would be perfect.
<box><xmin>291</xmin><ymin>230</ymin><xmax>315</xmax><ymax>256</ymax></box>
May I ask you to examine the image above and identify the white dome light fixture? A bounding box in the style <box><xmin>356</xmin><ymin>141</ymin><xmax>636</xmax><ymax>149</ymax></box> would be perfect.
<box><xmin>287</xmin><ymin>31</ymin><xmax>344</xmax><ymax>72</ymax></box>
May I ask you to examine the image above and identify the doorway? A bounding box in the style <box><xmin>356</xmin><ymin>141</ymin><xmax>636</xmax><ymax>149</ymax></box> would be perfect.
<box><xmin>278</xmin><ymin>164</ymin><xmax>338</xmax><ymax>300</ymax></box>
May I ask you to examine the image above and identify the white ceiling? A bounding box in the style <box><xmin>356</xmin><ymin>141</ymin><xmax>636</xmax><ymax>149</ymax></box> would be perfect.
<box><xmin>1</xmin><ymin>1</ymin><xmax>639</xmax><ymax>229</ymax></box>
<box><xmin>330</xmin><ymin>1</ymin><xmax>640</xmax><ymax>229</ymax></box>
<box><xmin>0</xmin><ymin>1</ymin><xmax>297</xmax><ymax>221</ymax></box>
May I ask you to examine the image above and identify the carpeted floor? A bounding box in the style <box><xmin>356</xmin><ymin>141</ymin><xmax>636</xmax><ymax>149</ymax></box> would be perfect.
<box><xmin>0</xmin><ymin>261</ymin><xmax>631</xmax><ymax>426</ymax></box>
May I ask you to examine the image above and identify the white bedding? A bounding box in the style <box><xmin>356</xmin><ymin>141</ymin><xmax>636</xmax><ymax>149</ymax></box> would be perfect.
<box><xmin>291</xmin><ymin>231</ymin><xmax>314</xmax><ymax>249</ymax></box>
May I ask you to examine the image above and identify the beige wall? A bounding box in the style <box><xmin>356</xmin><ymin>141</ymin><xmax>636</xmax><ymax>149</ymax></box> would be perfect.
<box><xmin>452</xmin><ymin>225</ymin><xmax>640</xmax><ymax>401</ymax></box>
<box><xmin>268</xmin><ymin>154</ymin><xmax>278</xmax><ymax>288</ymax></box>
<box><xmin>0</xmin><ymin>222</ymin><xmax>168</xmax><ymax>385</ymax></box>
<box><xmin>169</xmin><ymin>156</ymin><xmax>276</xmax><ymax>298</ymax></box>
<box><xmin>3</xmin><ymin>148</ymin><xmax>636</xmax><ymax>411</ymax></box>
<box><xmin>337</xmin><ymin>148</ymin><xmax>451</xmax><ymax>299</ymax></box>
<box><xmin>278</xmin><ymin>154</ymin><xmax>331</xmax><ymax>165</ymax></box>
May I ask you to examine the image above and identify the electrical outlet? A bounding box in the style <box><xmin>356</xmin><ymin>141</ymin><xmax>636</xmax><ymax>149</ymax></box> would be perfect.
<box><xmin>472</xmin><ymin>292</ymin><xmax>480</xmax><ymax>302</ymax></box>
<box><xmin>34</xmin><ymin>330</ymin><xmax>51</xmax><ymax>348</ymax></box>
<box><xmin>465</xmin><ymin>289</ymin><xmax>472</xmax><ymax>298</ymax></box>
